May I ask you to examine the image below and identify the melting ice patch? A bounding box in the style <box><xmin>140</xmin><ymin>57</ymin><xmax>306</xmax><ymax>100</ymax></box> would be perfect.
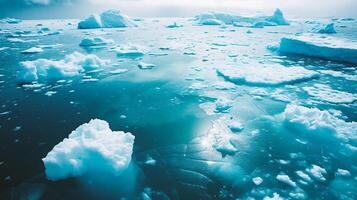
<box><xmin>78</xmin><ymin>10</ymin><xmax>136</xmax><ymax>29</ymax></box>
<box><xmin>303</xmin><ymin>84</ymin><xmax>356</xmax><ymax>104</ymax></box>
<box><xmin>217</xmin><ymin>64</ymin><xmax>318</xmax><ymax>86</ymax></box>
<box><xmin>17</xmin><ymin>52</ymin><xmax>109</xmax><ymax>83</ymax></box>
<box><xmin>116</xmin><ymin>45</ymin><xmax>145</xmax><ymax>58</ymax></box>
<box><xmin>42</xmin><ymin>119</ymin><xmax>135</xmax><ymax>181</ymax></box>
<box><xmin>279</xmin><ymin>34</ymin><xmax>357</xmax><ymax>64</ymax></box>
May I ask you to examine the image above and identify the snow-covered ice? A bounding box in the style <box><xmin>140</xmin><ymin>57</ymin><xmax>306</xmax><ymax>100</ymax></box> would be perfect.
<box><xmin>303</xmin><ymin>84</ymin><xmax>356</xmax><ymax>104</ymax></box>
<box><xmin>78</xmin><ymin>10</ymin><xmax>136</xmax><ymax>29</ymax></box>
<box><xmin>217</xmin><ymin>64</ymin><xmax>318</xmax><ymax>86</ymax></box>
<box><xmin>279</xmin><ymin>34</ymin><xmax>357</xmax><ymax>64</ymax></box>
<box><xmin>42</xmin><ymin>119</ymin><xmax>135</xmax><ymax>181</ymax></box>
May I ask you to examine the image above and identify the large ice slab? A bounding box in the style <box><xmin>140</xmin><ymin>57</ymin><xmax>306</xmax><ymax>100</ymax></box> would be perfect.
<box><xmin>279</xmin><ymin>34</ymin><xmax>357</xmax><ymax>64</ymax></box>
<box><xmin>78</xmin><ymin>10</ymin><xmax>136</xmax><ymax>29</ymax></box>
<box><xmin>217</xmin><ymin>64</ymin><xmax>318</xmax><ymax>86</ymax></box>
<box><xmin>17</xmin><ymin>52</ymin><xmax>108</xmax><ymax>83</ymax></box>
<box><xmin>42</xmin><ymin>119</ymin><xmax>135</xmax><ymax>181</ymax></box>
<box><xmin>194</xmin><ymin>8</ymin><xmax>289</xmax><ymax>27</ymax></box>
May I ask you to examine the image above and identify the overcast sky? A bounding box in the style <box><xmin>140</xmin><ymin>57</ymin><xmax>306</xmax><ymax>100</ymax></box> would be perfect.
<box><xmin>1</xmin><ymin>0</ymin><xmax>356</xmax><ymax>19</ymax></box>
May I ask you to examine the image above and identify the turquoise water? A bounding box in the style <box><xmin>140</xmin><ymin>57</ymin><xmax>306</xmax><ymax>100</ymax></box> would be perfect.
<box><xmin>0</xmin><ymin>18</ymin><xmax>356</xmax><ymax>199</ymax></box>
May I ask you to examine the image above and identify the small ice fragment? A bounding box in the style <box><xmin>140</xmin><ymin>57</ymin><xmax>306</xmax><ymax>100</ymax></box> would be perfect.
<box><xmin>228</xmin><ymin>121</ymin><xmax>244</xmax><ymax>133</ymax></box>
<box><xmin>308</xmin><ymin>164</ymin><xmax>327</xmax><ymax>182</ymax></box>
<box><xmin>79</xmin><ymin>37</ymin><xmax>113</xmax><ymax>46</ymax></box>
<box><xmin>296</xmin><ymin>170</ymin><xmax>312</xmax><ymax>182</ymax></box>
<box><xmin>276</xmin><ymin>174</ymin><xmax>297</xmax><ymax>187</ymax></box>
<box><xmin>138</xmin><ymin>62</ymin><xmax>156</xmax><ymax>69</ymax></box>
<box><xmin>21</xmin><ymin>47</ymin><xmax>43</xmax><ymax>54</ymax></box>
<box><xmin>44</xmin><ymin>91</ymin><xmax>57</xmax><ymax>96</ymax></box>
<box><xmin>109</xmin><ymin>68</ymin><xmax>129</xmax><ymax>75</ymax></box>
<box><xmin>336</xmin><ymin>169</ymin><xmax>350</xmax><ymax>176</ymax></box>
<box><xmin>252</xmin><ymin>177</ymin><xmax>263</xmax><ymax>185</ymax></box>
<box><xmin>13</xmin><ymin>126</ymin><xmax>21</xmax><ymax>132</ymax></box>
<box><xmin>116</xmin><ymin>45</ymin><xmax>144</xmax><ymax>58</ymax></box>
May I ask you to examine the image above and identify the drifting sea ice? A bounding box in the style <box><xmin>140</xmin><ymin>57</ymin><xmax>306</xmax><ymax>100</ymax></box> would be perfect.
<box><xmin>42</xmin><ymin>119</ymin><xmax>135</xmax><ymax>181</ymax></box>
<box><xmin>194</xmin><ymin>8</ymin><xmax>289</xmax><ymax>27</ymax></box>
<box><xmin>282</xmin><ymin>104</ymin><xmax>357</xmax><ymax>141</ymax></box>
<box><xmin>79</xmin><ymin>37</ymin><xmax>114</xmax><ymax>46</ymax></box>
<box><xmin>303</xmin><ymin>84</ymin><xmax>356</xmax><ymax>104</ymax></box>
<box><xmin>21</xmin><ymin>47</ymin><xmax>44</xmax><ymax>54</ymax></box>
<box><xmin>116</xmin><ymin>45</ymin><xmax>144</xmax><ymax>57</ymax></box>
<box><xmin>17</xmin><ymin>52</ymin><xmax>109</xmax><ymax>83</ymax></box>
<box><xmin>278</xmin><ymin>33</ymin><xmax>357</xmax><ymax>64</ymax></box>
<box><xmin>78</xmin><ymin>10</ymin><xmax>136</xmax><ymax>29</ymax></box>
<box><xmin>217</xmin><ymin>64</ymin><xmax>318</xmax><ymax>86</ymax></box>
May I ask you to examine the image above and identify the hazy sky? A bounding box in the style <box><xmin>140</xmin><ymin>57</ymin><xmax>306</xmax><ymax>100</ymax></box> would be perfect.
<box><xmin>1</xmin><ymin>0</ymin><xmax>356</xmax><ymax>19</ymax></box>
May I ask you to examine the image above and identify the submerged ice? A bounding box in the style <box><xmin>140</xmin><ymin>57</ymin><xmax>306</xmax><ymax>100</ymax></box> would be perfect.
<box><xmin>42</xmin><ymin>119</ymin><xmax>135</xmax><ymax>181</ymax></box>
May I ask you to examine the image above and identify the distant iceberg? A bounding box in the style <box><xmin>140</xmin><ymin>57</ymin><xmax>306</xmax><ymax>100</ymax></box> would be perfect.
<box><xmin>42</xmin><ymin>119</ymin><xmax>135</xmax><ymax>181</ymax></box>
<box><xmin>17</xmin><ymin>52</ymin><xmax>108</xmax><ymax>83</ymax></box>
<box><xmin>78</xmin><ymin>10</ymin><xmax>136</xmax><ymax>29</ymax></box>
<box><xmin>312</xmin><ymin>23</ymin><xmax>337</xmax><ymax>34</ymax></box>
<box><xmin>217</xmin><ymin>64</ymin><xmax>318</xmax><ymax>86</ymax></box>
<box><xmin>278</xmin><ymin>34</ymin><xmax>357</xmax><ymax>64</ymax></box>
<box><xmin>194</xmin><ymin>8</ymin><xmax>289</xmax><ymax>27</ymax></box>
<box><xmin>1</xmin><ymin>17</ymin><xmax>22</xmax><ymax>24</ymax></box>
<box><xmin>79</xmin><ymin>37</ymin><xmax>113</xmax><ymax>46</ymax></box>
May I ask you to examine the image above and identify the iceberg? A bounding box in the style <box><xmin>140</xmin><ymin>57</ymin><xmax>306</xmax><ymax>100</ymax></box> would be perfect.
<box><xmin>278</xmin><ymin>34</ymin><xmax>357</xmax><ymax>64</ymax></box>
<box><xmin>42</xmin><ymin>119</ymin><xmax>135</xmax><ymax>181</ymax></box>
<box><xmin>78</xmin><ymin>10</ymin><xmax>136</xmax><ymax>29</ymax></box>
<box><xmin>79</xmin><ymin>37</ymin><xmax>113</xmax><ymax>47</ymax></box>
<box><xmin>313</xmin><ymin>23</ymin><xmax>337</xmax><ymax>34</ymax></box>
<box><xmin>194</xmin><ymin>8</ymin><xmax>289</xmax><ymax>27</ymax></box>
<box><xmin>217</xmin><ymin>64</ymin><xmax>318</xmax><ymax>86</ymax></box>
<box><xmin>17</xmin><ymin>52</ymin><xmax>108</xmax><ymax>83</ymax></box>
<box><xmin>303</xmin><ymin>84</ymin><xmax>356</xmax><ymax>104</ymax></box>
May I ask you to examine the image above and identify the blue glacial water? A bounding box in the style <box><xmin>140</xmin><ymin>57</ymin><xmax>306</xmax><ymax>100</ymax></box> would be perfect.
<box><xmin>0</xmin><ymin>18</ymin><xmax>356</xmax><ymax>199</ymax></box>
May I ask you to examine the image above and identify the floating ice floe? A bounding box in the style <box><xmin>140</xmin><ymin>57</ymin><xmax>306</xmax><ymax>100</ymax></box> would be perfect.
<box><xmin>303</xmin><ymin>84</ymin><xmax>356</xmax><ymax>104</ymax></box>
<box><xmin>166</xmin><ymin>22</ymin><xmax>182</xmax><ymax>28</ymax></box>
<box><xmin>21</xmin><ymin>47</ymin><xmax>43</xmax><ymax>54</ymax></box>
<box><xmin>138</xmin><ymin>62</ymin><xmax>156</xmax><ymax>69</ymax></box>
<box><xmin>79</xmin><ymin>37</ymin><xmax>113</xmax><ymax>46</ymax></box>
<box><xmin>17</xmin><ymin>52</ymin><xmax>109</xmax><ymax>83</ymax></box>
<box><xmin>116</xmin><ymin>45</ymin><xmax>144</xmax><ymax>58</ymax></box>
<box><xmin>312</xmin><ymin>23</ymin><xmax>337</xmax><ymax>34</ymax></box>
<box><xmin>318</xmin><ymin>70</ymin><xmax>357</xmax><ymax>81</ymax></box>
<box><xmin>278</xmin><ymin>34</ymin><xmax>357</xmax><ymax>64</ymax></box>
<box><xmin>252</xmin><ymin>177</ymin><xmax>263</xmax><ymax>185</ymax></box>
<box><xmin>1</xmin><ymin>17</ymin><xmax>22</xmax><ymax>24</ymax></box>
<box><xmin>217</xmin><ymin>64</ymin><xmax>318</xmax><ymax>86</ymax></box>
<box><xmin>7</xmin><ymin>38</ymin><xmax>39</xmax><ymax>43</ymax></box>
<box><xmin>194</xmin><ymin>8</ymin><xmax>289</xmax><ymax>27</ymax></box>
<box><xmin>42</xmin><ymin>119</ymin><xmax>135</xmax><ymax>181</ymax></box>
<box><xmin>307</xmin><ymin>165</ymin><xmax>327</xmax><ymax>182</ymax></box>
<box><xmin>276</xmin><ymin>174</ymin><xmax>297</xmax><ymax>187</ymax></box>
<box><xmin>282</xmin><ymin>104</ymin><xmax>357</xmax><ymax>140</ymax></box>
<box><xmin>78</xmin><ymin>10</ymin><xmax>136</xmax><ymax>29</ymax></box>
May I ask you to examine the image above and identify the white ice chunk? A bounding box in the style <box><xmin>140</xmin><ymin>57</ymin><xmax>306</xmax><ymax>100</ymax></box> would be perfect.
<box><xmin>217</xmin><ymin>64</ymin><xmax>318</xmax><ymax>86</ymax></box>
<box><xmin>42</xmin><ymin>119</ymin><xmax>135</xmax><ymax>181</ymax></box>
<box><xmin>138</xmin><ymin>62</ymin><xmax>156</xmax><ymax>69</ymax></box>
<box><xmin>279</xmin><ymin>34</ymin><xmax>357</xmax><ymax>64</ymax></box>
<box><xmin>308</xmin><ymin>165</ymin><xmax>327</xmax><ymax>182</ymax></box>
<box><xmin>264</xmin><ymin>193</ymin><xmax>283</xmax><ymax>200</ymax></box>
<box><xmin>276</xmin><ymin>174</ymin><xmax>297</xmax><ymax>187</ymax></box>
<box><xmin>21</xmin><ymin>47</ymin><xmax>43</xmax><ymax>54</ymax></box>
<box><xmin>116</xmin><ymin>45</ymin><xmax>144</xmax><ymax>58</ymax></box>
<box><xmin>303</xmin><ymin>84</ymin><xmax>356</xmax><ymax>104</ymax></box>
<box><xmin>17</xmin><ymin>52</ymin><xmax>108</xmax><ymax>83</ymax></box>
<box><xmin>79</xmin><ymin>37</ymin><xmax>113</xmax><ymax>46</ymax></box>
<box><xmin>296</xmin><ymin>170</ymin><xmax>312</xmax><ymax>182</ymax></box>
<box><xmin>336</xmin><ymin>169</ymin><xmax>350</xmax><ymax>176</ymax></box>
<box><xmin>252</xmin><ymin>177</ymin><xmax>263</xmax><ymax>185</ymax></box>
<box><xmin>282</xmin><ymin>104</ymin><xmax>357</xmax><ymax>140</ymax></box>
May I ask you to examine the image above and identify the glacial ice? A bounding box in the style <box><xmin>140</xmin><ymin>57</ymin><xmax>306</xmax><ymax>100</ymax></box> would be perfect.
<box><xmin>42</xmin><ymin>119</ymin><xmax>135</xmax><ymax>181</ymax></box>
<box><xmin>303</xmin><ymin>84</ymin><xmax>356</xmax><ymax>104</ymax></box>
<box><xmin>217</xmin><ymin>64</ymin><xmax>318</xmax><ymax>86</ymax></box>
<box><xmin>79</xmin><ymin>37</ymin><xmax>113</xmax><ymax>46</ymax></box>
<box><xmin>17</xmin><ymin>52</ymin><xmax>108</xmax><ymax>83</ymax></box>
<box><xmin>194</xmin><ymin>8</ymin><xmax>289</xmax><ymax>27</ymax></box>
<box><xmin>278</xmin><ymin>34</ymin><xmax>357</xmax><ymax>64</ymax></box>
<box><xmin>78</xmin><ymin>10</ymin><xmax>136</xmax><ymax>29</ymax></box>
